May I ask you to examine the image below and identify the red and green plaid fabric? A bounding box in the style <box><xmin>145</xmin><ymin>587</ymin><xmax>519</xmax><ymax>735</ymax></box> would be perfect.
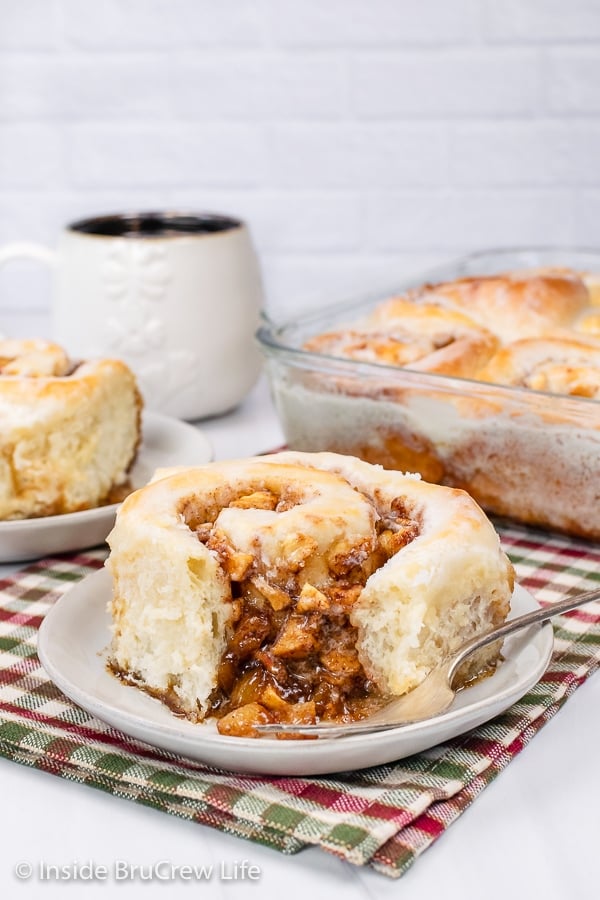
<box><xmin>0</xmin><ymin>521</ymin><xmax>599</xmax><ymax>879</ymax></box>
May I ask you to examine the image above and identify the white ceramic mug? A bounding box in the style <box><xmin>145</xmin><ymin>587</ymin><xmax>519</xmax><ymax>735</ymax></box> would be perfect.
<box><xmin>0</xmin><ymin>211</ymin><xmax>264</xmax><ymax>419</ymax></box>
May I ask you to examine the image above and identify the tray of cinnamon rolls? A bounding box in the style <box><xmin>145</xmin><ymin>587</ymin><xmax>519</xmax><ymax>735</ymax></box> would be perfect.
<box><xmin>257</xmin><ymin>248</ymin><xmax>600</xmax><ymax>541</ymax></box>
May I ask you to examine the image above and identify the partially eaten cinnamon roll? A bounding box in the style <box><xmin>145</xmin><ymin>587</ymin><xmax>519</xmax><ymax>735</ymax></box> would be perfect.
<box><xmin>0</xmin><ymin>338</ymin><xmax>142</xmax><ymax>519</ymax></box>
<box><xmin>107</xmin><ymin>452</ymin><xmax>514</xmax><ymax>738</ymax></box>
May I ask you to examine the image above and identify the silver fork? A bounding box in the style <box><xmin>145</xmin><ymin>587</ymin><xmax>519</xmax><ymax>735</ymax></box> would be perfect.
<box><xmin>255</xmin><ymin>587</ymin><xmax>600</xmax><ymax>739</ymax></box>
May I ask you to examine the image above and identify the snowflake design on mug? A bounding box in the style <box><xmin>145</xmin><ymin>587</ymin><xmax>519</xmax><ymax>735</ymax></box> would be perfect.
<box><xmin>103</xmin><ymin>241</ymin><xmax>169</xmax><ymax>352</ymax></box>
<box><xmin>101</xmin><ymin>241</ymin><xmax>201</xmax><ymax>411</ymax></box>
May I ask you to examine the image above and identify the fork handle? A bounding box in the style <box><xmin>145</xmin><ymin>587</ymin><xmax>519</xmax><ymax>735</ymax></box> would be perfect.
<box><xmin>448</xmin><ymin>586</ymin><xmax>600</xmax><ymax>682</ymax></box>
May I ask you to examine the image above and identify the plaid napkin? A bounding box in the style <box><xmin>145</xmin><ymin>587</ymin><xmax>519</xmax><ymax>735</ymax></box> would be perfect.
<box><xmin>1</xmin><ymin>522</ymin><xmax>599</xmax><ymax>879</ymax></box>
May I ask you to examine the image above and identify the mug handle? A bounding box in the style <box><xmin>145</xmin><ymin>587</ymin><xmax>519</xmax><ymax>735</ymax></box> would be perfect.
<box><xmin>0</xmin><ymin>241</ymin><xmax>57</xmax><ymax>268</ymax></box>
<box><xmin>0</xmin><ymin>243</ymin><xmax>57</xmax><ymax>337</ymax></box>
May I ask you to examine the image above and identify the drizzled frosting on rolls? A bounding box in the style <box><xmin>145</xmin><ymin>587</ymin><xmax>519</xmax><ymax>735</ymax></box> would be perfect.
<box><xmin>107</xmin><ymin>452</ymin><xmax>513</xmax><ymax>737</ymax></box>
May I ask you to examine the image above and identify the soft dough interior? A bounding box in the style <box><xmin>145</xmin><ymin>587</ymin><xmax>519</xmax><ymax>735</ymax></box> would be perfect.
<box><xmin>107</xmin><ymin>453</ymin><xmax>514</xmax><ymax>737</ymax></box>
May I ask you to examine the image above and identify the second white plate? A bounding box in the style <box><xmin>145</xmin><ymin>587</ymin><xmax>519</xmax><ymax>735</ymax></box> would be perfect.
<box><xmin>38</xmin><ymin>572</ymin><xmax>554</xmax><ymax>776</ymax></box>
<box><xmin>0</xmin><ymin>412</ymin><xmax>212</xmax><ymax>562</ymax></box>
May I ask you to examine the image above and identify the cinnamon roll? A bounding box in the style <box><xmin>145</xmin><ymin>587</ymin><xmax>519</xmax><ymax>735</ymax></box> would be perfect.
<box><xmin>0</xmin><ymin>339</ymin><xmax>142</xmax><ymax>519</ymax></box>
<box><xmin>414</xmin><ymin>267</ymin><xmax>590</xmax><ymax>342</ymax></box>
<box><xmin>304</xmin><ymin>300</ymin><xmax>498</xmax><ymax>378</ymax></box>
<box><xmin>107</xmin><ymin>452</ymin><xmax>513</xmax><ymax>738</ymax></box>
<box><xmin>479</xmin><ymin>335</ymin><xmax>600</xmax><ymax>399</ymax></box>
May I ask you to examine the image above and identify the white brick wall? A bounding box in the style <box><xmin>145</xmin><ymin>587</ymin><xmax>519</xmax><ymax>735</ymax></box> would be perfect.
<box><xmin>1</xmin><ymin>0</ymin><xmax>600</xmax><ymax>336</ymax></box>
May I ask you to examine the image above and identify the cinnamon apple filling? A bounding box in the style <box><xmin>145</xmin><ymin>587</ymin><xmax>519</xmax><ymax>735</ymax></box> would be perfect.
<box><xmin>184</xmin><ymin>488</ymin><xmax>419</xmax><ymax>738</ymax></box>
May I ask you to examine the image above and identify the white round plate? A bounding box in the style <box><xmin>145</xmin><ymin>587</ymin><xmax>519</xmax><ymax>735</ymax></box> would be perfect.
<box><xmin>0</xmin><ymin>412</ymin><xmax>212</xmax><ymax>563</ymax></box>
<box><xmin>38</xmin><ymin>572</ymin><xmax>554</xmax><ymax>776</ymax></box>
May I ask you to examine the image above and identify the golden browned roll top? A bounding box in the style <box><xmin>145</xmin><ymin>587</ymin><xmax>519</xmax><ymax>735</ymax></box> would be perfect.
<box><xmin>479</xmin><ymin>335</ymin><xmax>600</xmax><ymax>399</ymax></box>
<box><xmin>414</xmin><ymin>268</ymin><xmax>590</xmax><ymax>342</ymax></box>
<box><xmin>305</xmin><ymin>299</ymin><xmax>499</xmax><ymax>379</ymax></box>
<box><xmin>304</xmin><ymin>267</ymin><xmax>600</xmax><ymax>400</ymax></box>
<box><xmin>0</xmin><ymin>338</ymin><xmax>71</xmax><ymax>377</ymax></box>
<box><xmin>0</xmin><ymin>338</ymin><xmax>142</xmax><ymax>519</ymax></box>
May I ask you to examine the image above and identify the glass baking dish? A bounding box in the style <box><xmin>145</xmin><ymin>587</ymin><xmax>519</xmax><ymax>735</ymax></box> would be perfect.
<box><xmin>257</xmin><ymin>248</ymin><xmax>600</xmax><ymax>541</ymax></box>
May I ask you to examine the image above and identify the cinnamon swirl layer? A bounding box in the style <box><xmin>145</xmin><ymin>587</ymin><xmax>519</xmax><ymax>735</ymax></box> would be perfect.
<box><xmin>305</xmin><ymin>300</ymin><xmax>498</xmax><ymax>378</ymax></box>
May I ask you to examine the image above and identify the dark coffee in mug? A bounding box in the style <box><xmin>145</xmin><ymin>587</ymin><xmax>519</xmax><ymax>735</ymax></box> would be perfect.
<box><xmin>0</xmin><ymin>210</ymin><xmax>263</xmax><ymax>418</ymax></box>
<box><xmin>70</xmin><ymin>212</ymin><xmax>242</xmax><ymax>239</ymax></box>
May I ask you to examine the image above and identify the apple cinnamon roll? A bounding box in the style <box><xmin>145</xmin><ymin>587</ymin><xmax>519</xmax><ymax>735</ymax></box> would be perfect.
<box><xmin>479</xmin><ymin>335</ymin><xmax>600</xmax><ymax>399</ymax></box>
<box><xmin>414</xmin><ymin>268</ymin><xmax>590</xmax><ymax>343</ymax></box>
<box><xmin>107</xmin><ymin>452</ymin><xmax>513</xmax><ymax>738</ymax></box>
<box><xmin>304</xmin><ymin>299</ymin><xmax>498</xmax><ymax>379</ymax></box>
<box><xmin>0</xmin><ymin>339</ymin><xmax>142</xmax><ymax>519</ymax></box>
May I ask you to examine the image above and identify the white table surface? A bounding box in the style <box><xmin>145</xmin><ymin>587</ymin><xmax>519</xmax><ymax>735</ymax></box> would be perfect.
<box><xmin>1</xmin><ymin>376</ymin><xmax>598</xmax><ymax>900</ymax></box>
